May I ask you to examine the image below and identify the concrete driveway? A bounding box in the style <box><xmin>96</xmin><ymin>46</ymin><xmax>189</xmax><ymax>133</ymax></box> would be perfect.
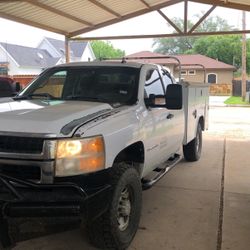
<box><xmin>14</xmin><ymin>107</ymin><xmax>250</xmax><ymax>250</ymax></box>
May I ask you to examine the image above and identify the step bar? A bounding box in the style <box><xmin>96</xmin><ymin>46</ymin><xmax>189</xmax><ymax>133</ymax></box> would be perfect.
<box><xmin>142</xmin><ymin>154</ymin><xmax>182</xmax><ymax>190</ymax></box>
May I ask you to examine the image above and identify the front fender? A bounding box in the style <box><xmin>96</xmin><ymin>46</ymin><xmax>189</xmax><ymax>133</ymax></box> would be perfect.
<box><xmin>75</xmin><ymin>106</ymin><xmax>142</xmax><ymax>169</ymax></box>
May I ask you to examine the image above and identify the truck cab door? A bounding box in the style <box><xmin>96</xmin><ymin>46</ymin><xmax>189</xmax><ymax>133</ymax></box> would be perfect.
<box><xmin>142</xmin><ymin>67</ymin><xmax>183</xmax><ymax>176</ymax></box>
<box><xmin>161</xmin><ymin>68</ymin><xmax>184</xmax><ymax>154</ymax></box>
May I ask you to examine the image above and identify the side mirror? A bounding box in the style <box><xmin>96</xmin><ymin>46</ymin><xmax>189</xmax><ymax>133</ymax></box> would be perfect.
<box><xmin>166</xmin><ymin>84</ymin><xmax>182</xmax><ymax>110</ymax></box>
<box><xmin>15</xmin><ymin>82</ymin><xmax>21</xmax><ymax>92</ymax></box>
<box><xmin>145</xmin><ymin>94</ymin><xmax>166</xmax><ymax>108</ymax></box>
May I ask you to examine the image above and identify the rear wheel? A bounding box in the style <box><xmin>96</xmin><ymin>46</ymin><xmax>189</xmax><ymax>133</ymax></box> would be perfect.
<box><xmin>87</xmin><ymin>162</ymin><xmax>142</xmax><ymax>250</ymax></box>
<box><xmin>183</xmin><ymin>123</ymin><xmax>202</xmax><ymax>162</ymax></box>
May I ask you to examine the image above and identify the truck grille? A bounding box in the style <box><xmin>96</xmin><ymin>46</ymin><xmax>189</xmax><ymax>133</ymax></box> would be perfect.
<box><xmin>0</xmin><ymin>164</ymin><xmax>41</xmax><ymax>181</ymax></box>
<box><xmin>0</xmin><ymin>136</ymin><xmax>44</xmax><ymax>154</ymax></box>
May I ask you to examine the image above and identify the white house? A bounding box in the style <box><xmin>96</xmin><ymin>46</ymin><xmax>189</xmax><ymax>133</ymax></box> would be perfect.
<box><xmin>0</xmin><ymin>37</ymin><xmax>96</xmax><ymax>76</ymax></box>
<box><xmin>38</xmin><ymin>37</ymin><xmax>96</xmax><ymax>63</ymax></box>
<box><xmin>0</xmin><ymin>42</ymin><xmax>60</xmax><ymax>75</ymax></box>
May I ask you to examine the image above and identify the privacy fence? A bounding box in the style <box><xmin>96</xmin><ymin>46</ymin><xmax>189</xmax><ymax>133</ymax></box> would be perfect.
<box><xmin>232</xmin><ymin>80</ymin><xmax>250</xmax><ymax>96</ymax></box>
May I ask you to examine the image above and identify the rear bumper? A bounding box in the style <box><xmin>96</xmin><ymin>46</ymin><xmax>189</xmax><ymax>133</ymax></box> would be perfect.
<box><xmin>0</xmin><ymin>173</ymin><xmax>111</xmax><ymax>249</ymax></box>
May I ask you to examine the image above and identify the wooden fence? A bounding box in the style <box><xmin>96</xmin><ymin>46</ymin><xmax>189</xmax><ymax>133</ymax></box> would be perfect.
<box><xmin>232</xmin><ymin>80</ymin><xmax>250</xmax><ymax>96</ymax></box>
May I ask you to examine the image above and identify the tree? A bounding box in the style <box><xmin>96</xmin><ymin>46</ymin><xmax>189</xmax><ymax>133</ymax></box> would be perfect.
<box><xmin>191</xmin><ymin>35</ymin><xmax>242</xmax><ymax>68</ymax></box>
<box><xmin>153</xmin><ymin>18</ymin><xmax>196</xmax><ymax>54</ymax></box>
<box><xmin>153</xmin><ymin>14</ymin><xmax>234</xmax><ymax>54</ymax></box>
<box><xmin>91</xmin><ymin>40</ymin><xmax>125</xmax><ymax>59</ymax></box>
<box><xmin>247</xmin><ymin>39</ymin><xmax>250</xmax><ymax>74</ymax></box>
<box><xmin>195</xmin><ymin>15</ymin><xmax>233</xmax><ymax>32</ymax></box>
<box><xmin>190</xmin><ymin>35</ymin><xmax>250</xmax><ymax>73</ymax></box>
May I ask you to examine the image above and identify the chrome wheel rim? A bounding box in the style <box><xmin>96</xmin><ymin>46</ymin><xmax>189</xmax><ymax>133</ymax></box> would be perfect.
<box><xmin>117</xmin><ymin>187</ymin><xmax>131</xmax><ymax>231</ymax></box>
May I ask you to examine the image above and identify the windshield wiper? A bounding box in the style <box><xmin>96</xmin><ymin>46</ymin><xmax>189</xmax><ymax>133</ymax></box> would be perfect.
<box><xmin>13</xmin><ymin>93</ymin><xmax>57</xmax><ymax>100</ymax></box>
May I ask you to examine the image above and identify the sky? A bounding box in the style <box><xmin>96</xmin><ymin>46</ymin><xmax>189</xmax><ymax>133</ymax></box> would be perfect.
<box><xmin>0</xmin><ymin>2</ymin><xmax>249</xmax><ymax>55</ymax></box>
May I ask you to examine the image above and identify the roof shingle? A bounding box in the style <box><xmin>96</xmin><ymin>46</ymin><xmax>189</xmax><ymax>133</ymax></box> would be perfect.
<box><xmin>46</xmin><ymin>37</ymin><xmax>88</xmax><ymax>58</ymax></box>
<box><xmin>126</xmin><ymin>51</ymin><xmax>236</xmax><ymax>70</ymax></box>
<box><xmin>0</xmin><ymin>42</ymin><xmax>60</xmax><ymax>68</ymax></box>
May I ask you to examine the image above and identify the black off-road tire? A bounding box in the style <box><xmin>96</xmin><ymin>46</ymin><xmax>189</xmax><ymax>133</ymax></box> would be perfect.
<box><xmin>183</xmin><ymin>123</ymin><xmax>202</xmax><ymax>162</ymax></box>
<box><xmin>87</xmin><ymin>162</ymin><xmax>142</xmax><ymax>250</ymax></box>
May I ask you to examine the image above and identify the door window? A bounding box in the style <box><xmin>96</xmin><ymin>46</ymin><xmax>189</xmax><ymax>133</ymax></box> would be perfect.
<box><xmin>144</xmin><ymin>69</ymin><xmax>164</xmax><ymax>97</ymax></box>
<box><xmin>161</xmin><ymin>69</ymin><xmax>173</xmax><ymax>91</ymax></box>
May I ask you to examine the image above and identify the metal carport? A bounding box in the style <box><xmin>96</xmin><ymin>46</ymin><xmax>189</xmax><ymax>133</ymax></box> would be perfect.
<box><xmin>1</xmin><ymin>1</ymin><xmax>250</xmax><ymax>250</ymax></box>
<box><xmin>0</xmin><ymin>0</ymin><xmax>250</xmax><ymax>62</ymax></box>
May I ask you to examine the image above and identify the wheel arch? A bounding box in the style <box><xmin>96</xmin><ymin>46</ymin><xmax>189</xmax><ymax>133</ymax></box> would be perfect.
<box><xmin>198</xmin><ymin>116</ymin><xmax>205</xmax><ymax>131</ymax></box>
<box><xmin>113</xmin><ymin>141</ymin><xmax>145</xmax><ymax>176</ymax></box>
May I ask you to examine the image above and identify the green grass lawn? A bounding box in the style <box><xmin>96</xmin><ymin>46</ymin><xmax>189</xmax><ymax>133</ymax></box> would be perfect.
<box><xmin>224</xmin><ymin>96</ymin><xmax>250</xmax><ymax>105</ymax></box>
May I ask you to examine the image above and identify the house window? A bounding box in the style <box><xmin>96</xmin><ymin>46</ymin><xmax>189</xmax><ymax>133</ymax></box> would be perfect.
<box><xmin>0</xmin><ymin>66</ymin><xmax>8</xmax><ymax>75</ymax></box>
<box><xmin>188</xmin><ymin>70</ymin><xmax>196</xmax><ymax>75</ymax></box>
<box><xmin>207</xmin><ymin>73</ymin><xmax>217</xmax><ymax>84</ymax></box>
<box><xmin>181</xmin><ymin>70</ymin><xmax>187</xmax><ymax>75</ymax></box>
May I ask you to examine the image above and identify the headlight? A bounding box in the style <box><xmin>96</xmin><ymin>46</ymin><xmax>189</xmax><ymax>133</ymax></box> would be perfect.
<box><xmin>55</xmin><ymin>136</ymin><xmax>105</xmax><ymax>176</ymax></box>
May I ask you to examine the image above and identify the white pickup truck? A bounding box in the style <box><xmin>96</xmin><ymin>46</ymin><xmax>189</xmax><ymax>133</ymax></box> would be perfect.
<box><xmin>0</xmin><ymin>58</ymin><xmax>209</xmax><ymax>250</ymax></box>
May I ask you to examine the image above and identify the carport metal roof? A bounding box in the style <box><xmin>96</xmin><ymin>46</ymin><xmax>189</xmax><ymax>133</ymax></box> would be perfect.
<box><xmin>0</xmin><ymin>0</ymin><xmax>250</xmax><ymax>39</ymax></box>
<box><xmin>1</xmin><ymin>0</ymin><xmax>250</xmax><ymax>62</ymax></box>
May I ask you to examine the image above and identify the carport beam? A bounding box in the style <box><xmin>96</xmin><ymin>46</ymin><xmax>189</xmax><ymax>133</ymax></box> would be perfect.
<box><xmin>65</xmin><ymin>36</ymin><xmax>70</xmax><ymax>63</ymax></box>
<box><xmin>184</xmin><ymin>0</ymin><xmax>188</xmax><ymax>33</ymax></box>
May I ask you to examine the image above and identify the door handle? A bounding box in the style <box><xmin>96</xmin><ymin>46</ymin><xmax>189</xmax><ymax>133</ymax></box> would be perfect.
<box><xmin>192</xmin><ymin>109</ymin><xmax>197</xmax><ymax>118</ymax></box>
<box><xmin>167</xmin><ymin>113</ymin><xmax>174</xmax><ymax>119</ymax></box>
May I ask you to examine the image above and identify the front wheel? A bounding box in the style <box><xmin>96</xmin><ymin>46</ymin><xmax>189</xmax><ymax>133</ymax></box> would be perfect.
<box><xmin>183</xmin><ymin>123</ymin><xmax>202</xmax><ymax>162</ymax></box>
<box><xmin>87</xmin><ymin>163</ymin><xmax>142</xmax><ymax>249</ymax></box>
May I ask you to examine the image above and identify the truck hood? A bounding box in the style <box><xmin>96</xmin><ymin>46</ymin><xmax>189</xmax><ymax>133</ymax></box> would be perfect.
<box><xmin>0</xmin><ymin>98</ymin><xmax>112</xmax><ymax>136</ymax></box>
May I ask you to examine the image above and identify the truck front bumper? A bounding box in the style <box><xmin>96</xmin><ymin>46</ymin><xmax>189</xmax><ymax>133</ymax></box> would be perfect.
<box><xmin>0</xmin><ymin>173</ymin><xmax>111</xmax><ymax>249</ymax></box>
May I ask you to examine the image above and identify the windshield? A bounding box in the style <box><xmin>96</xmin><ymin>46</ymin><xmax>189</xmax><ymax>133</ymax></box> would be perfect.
<box><xmin>18</xmin><ymin>66</ymin><xmax>140</xmax><ymax>105</ymax></box>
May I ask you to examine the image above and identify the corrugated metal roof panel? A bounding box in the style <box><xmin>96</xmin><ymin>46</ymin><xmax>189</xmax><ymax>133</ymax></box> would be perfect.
<box><xmin>145</xmin><ymin>0</ymin><xmax>175</xmax><ymax>5</ymax></box>
<box><xmin>102</xmin><ymin>0</ymin><xmax>146</xmax><ymax>15</ymax></box>
<box><xmin>0</xmin><ymin>0</ymin><xmax>249</xmax><ymax>37</ymax></box>
<box><xmin>0</xmin><ymin>1</ymin><xmax>86</xmax><ymax>34</ymax></box>
<box><xmin>39</xmin><ymin>0</ymin><xmax>114</xmax><ymax>24</ymax></box>
<box><xmin>229</xmin><ymin>0</ymin><xmax>249</xmax><ymax>4</ymax></box>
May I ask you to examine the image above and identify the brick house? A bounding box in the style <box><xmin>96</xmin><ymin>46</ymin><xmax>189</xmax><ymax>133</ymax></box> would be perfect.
<box><xmin>127</xmin><ymin>51</ymin><xmax>236</xmax><ymax>84</ymax></box>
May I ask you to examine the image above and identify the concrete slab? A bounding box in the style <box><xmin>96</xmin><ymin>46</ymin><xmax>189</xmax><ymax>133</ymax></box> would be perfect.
<box><xmin>222</xmin><ymin>192</ymin><xmax>250</xmax><ymax>250</ymax></box>
<box><xmin>13</xmin><ymin>229</ymin><xmax>96</xmax><ymax>250</ymax></box>
<box><xmin>131</xmin><ymin>187</ymin><xmax>220</xmax><ymax>250</ymax></box>
<box><xmin>225</xmin><ymin>139</ymin><xmax>250</xmax><ymax>195</ymax></box>
<box><xmin>209</xmin><ymin>96</ymin><xmax>229</xmax><ymax>107</ymax></box>
<box><xmin>14</xmin><ymin>188</ymin><xmax>221</xmax><ymax>250</ymax></box>
<box><xmin>157</xmin><ymin>135</ymin><xmax>224</xmax><ymax>192</ymax></box>
<box><xmin>221</xmin><ymin>139</ymin><xmax>250</xmax><ymax>250</ymax></box>
<box><xmin>207</xmin><ymin>107</ymin><xmax>250</xmax><ymax>139</ymax></box>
